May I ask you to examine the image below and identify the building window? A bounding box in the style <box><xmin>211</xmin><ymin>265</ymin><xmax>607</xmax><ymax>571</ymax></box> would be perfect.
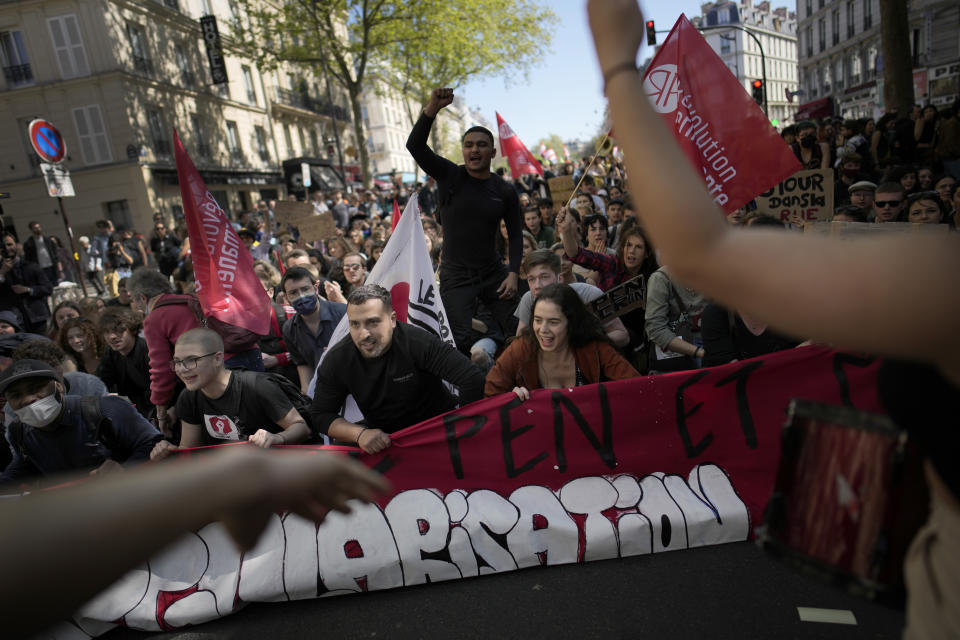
<box><xmin>255</xmin><ymin>125</ymin><xmax>269</xmax><ymax>161</ymax></box>
<box><xmin>147</xmin><ymin>108</ymin><xmax>171</xmax><ymax>157</ymax></box>
<box><xmin>191</xmin><ymin>114</ymin><xmax>210</xmax><ymax>159</ymax></box>
<box><xmin>103</xmin><ymin>200</ymin><xmax>133</xmax><ymax>229</ymax></box>
<box><xmin>72</xmin><ymin>104</ymin><xmax>112</xmax><ymax>165</ymax></box>
<box><xmin>226</xmin><ymin>121</ymin><xmax>243</xmax><ymax>161</ymax></box>
<box><xmin>831</xmin><ymin>10</ymin><xmax>839</xmax><ymax>46</ymax></box>
<box><xmin>863</xmin><ymin>0</ymin><xmax>872</xmax><ymax>29</ymax></box>
<box><xmin>721</xmin><ymin>37</ymin><xmax>731</xmax><ymax>54</ymax></box>
<box><xmin>47</xmin><ymin>14</ymin><xmax>90</xmax><ymax>79</ymax></box>
<box><xmin>850</xmin><ymin>52</ymin><xmax>861</xmax><ymax>85</ymax></box>
<box><xmin>175</xmin><ymin>44</ymin><xmax>195</xmax><ymax>89</ymax></box>
<box><xmin>866</xmin><ymin>45</ymin><xmax>877</xmax><ymax>79</ymax></box>
<box><xmin>818</xmin><ymin>0</ymin><xmax>824</xmax><ymax>9</ymax></box>
<box><xmin>823</xmin><ymin>65</ymin><xmax>831</xmax><ymax>94</ymax></box>
<box><xmin>283</xmin><ymin>123</ymin><xmax>294</xmax><ymax>156</ymax></box>
<box><xmin>242</xmin><ymin>65</ymin><xmax>257</xmax><ymax>104</ymax></box>
<box><xmin>126</xmin><ymin>23</ymin><xmax>152</xmax><ymax>76</ymax></box>
<box><xmin>805</xmin><ymin>26</ymin><xmax>813</xmax><ymax>57</ymax></box>
<box><xmin>818</xmin><ymin>19</ymin><xmax>825</xmax><ymax>51</ymax></box>
<box><xmin>310</xmin><ymin>129</ymin><xmax>319</xmax><ymax>155</ymax></box>
<box><xmin>834</xmin><ymin>58</ymin><xmax>844</xmax><ymax>89</ymax></box>
<box><xmin>1</xmin><ymin>30</ymin><xmax>33</xmax><ymax>87</ymax></box>
<box><xmin>846</xmin><ymin>2</ymin><xmax>855</xmax><ymax>37</ymax></box>
<box><xmin>298</xmin><ymin>127</ymin><xmax>307</xmax><ymax>155</ymax></box>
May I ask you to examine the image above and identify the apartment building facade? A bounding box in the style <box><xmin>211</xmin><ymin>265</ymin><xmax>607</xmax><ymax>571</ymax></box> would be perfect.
<box><xmin>694</xmin><ymin>1</ymin><xmax>800</xmax><ymax>127</ymax></box>
<box><xmin>0</xmin><ymin>0</ymin><xmax>353</xmax><ymax>241</ymax></box>
<box><xmin>796</xmin><ymin>0</ymin><xmax>959</xmax><ymax>120</ymax></box>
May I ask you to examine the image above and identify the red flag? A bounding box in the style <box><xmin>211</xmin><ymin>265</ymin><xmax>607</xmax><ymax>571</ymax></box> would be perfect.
<box><xmin>495</xmin><ymin>113</ymin><xmax>544</xmax><ymax>178</ymax></box>
<box><xmin>390</xmin><ymin>198</ymin><xmax>401</xmax><ymax>233</ymax></box>
<box><xmin>174</xmin><ymin>130</ymin><xmax>270</xmax><ymax>335</ymax></box>
<box><xmin>641</xmin><ymin>16</ymin><xmax>801</xmax><ymax>212</ymax></box>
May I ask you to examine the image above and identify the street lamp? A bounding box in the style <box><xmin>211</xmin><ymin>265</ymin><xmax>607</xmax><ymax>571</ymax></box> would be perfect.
<box><xmin>699</xmin><ymin>24</ymin><xmax>768</xmax><ymax>116</ymax></box>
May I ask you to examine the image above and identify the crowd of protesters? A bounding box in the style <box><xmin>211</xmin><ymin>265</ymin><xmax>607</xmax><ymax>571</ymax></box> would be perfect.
<box><xmin>0</xmin><ymin>94</ymin><xmax>958</xmax><ymax>489</ymax></box>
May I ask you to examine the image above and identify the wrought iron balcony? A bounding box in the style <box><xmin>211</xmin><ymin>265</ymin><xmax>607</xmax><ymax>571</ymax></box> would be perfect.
<box><xmin>154</xmin><ymin>139</ymin><xmax>172</xmax><ymax>157</ymax></box>
<box><xmin>133</xmin><ymin>55</ymin><xmax>154</xmax><ymax>77</ymax></box>
<box><xmin>3</xmin><ymin>63</ymin><xmax>33</xmax><ymax>87</ymax></box>
<box><xmin>197</xmin><ymin>143</ymin><xmax>212</xmax><ymax>159</ymax></box>
<box><xmin>274</xmin><ymin>87</ymin><xmax>349</xmax><ymax>121</ymax></box>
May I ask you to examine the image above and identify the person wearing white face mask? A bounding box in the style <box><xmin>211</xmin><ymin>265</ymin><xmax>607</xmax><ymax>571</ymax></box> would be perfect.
<box><xmin>0</xmin><ymin>359</ymin><xmax>162</xmax><ymax>490</ymax></box>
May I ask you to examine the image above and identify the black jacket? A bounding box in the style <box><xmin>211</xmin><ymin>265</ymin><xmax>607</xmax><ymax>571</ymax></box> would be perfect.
<box><xmin>0</xmin><ymin>259</ymin><xmax>52</xmax><ymax>326</ymax></box>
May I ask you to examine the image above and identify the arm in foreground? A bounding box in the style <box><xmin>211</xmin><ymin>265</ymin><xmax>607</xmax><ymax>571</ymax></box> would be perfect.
<box><xmin>587</xmin><ymin>0</ymin><xmax>960</xmax><ymax>382</ymax></box>
<box><xmin>0</xmin><ymin>446</ymin><xmax>389</xmax><ymax>638</ymax></box>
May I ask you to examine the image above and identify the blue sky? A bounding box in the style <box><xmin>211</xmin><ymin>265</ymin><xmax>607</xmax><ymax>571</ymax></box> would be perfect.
<box><xmin>460</xmin><ymin>0</ymin><xmax>795</xmax><ymax>147</ymax></box>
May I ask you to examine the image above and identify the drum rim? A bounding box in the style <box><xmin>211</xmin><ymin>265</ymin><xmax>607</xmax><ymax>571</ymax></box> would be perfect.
<box><xmin>786</xmin><ymin>399</ymin><xmax>902</xmax><ymax>437</ymax></box>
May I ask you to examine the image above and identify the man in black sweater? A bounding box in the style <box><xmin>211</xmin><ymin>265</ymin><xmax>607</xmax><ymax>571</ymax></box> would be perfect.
<box><xmin>311</xmin><ymin>285</ymin><xmax>484</xmax><ymax>453</ymax></box>
<box><xmin>406</xmin><ymin>87</ymin><xmax>523</xmax><ymax>355</ymax></box>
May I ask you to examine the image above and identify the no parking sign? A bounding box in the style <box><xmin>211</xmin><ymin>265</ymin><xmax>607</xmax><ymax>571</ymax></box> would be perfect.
<box><xmin>28</xmin><ymin>119</ymin><xmax>67</xmax><ymax>164</ymax></box>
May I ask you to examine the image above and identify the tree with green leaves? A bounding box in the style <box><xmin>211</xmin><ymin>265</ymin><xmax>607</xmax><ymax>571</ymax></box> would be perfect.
<box><xmin>232</xmin><ymin>0</ymin><xmax>557</xmax><ymax>188</ymax></box>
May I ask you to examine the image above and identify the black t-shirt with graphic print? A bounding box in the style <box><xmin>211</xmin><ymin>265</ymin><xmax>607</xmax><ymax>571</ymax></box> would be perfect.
<box><xmin>175</xmin><ymin>370</ymin><xmax>294</xmax><ymax>444</ymax></box>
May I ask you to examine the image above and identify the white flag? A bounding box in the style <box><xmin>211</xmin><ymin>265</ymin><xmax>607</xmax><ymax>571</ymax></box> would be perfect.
<box><xmin>307</xmin><ymin>194</ymin><xmax>454</xmax><ymax>408</ymax></box>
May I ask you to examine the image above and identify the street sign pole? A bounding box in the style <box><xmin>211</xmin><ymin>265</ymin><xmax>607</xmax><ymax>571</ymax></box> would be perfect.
<box><xmin>55</xmin><ymin>196</ymin><xmax>87</xmax><ymax>295</ymax></box>
<box><xmin>27</xmin><ymin>119</ymin><xmax>89</xmax><ymax>294</ymax></box>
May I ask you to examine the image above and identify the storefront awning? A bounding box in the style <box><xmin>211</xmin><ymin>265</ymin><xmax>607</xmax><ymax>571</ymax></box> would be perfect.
<box><xmin>794</xmin><ymin>97</ymin><xmax>834</xmax><ymax>121</ymax></box>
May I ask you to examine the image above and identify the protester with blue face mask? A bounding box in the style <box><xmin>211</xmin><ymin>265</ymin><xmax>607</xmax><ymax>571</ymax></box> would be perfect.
<box><xmin>280</xmin><ymin>267</ymin><xmax>347</xmax><ymax>393</ymax></box>
<box><xmin>0</xmin><ymin>359</ymin><xmax>162</xmax><ymax>490</ymax></box>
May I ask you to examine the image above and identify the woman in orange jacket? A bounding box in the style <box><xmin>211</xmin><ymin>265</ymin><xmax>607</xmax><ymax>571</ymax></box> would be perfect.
<box><xmin>484</xmin><ymin>283</ymin><xmax>638</xmax><ymax>399</ymax></box>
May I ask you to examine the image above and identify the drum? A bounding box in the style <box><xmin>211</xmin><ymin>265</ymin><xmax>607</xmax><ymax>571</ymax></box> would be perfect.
<box><xmin>758</xmin><ymin>399</ymin><xmax>929</xmax><ymax>604</ymax></box>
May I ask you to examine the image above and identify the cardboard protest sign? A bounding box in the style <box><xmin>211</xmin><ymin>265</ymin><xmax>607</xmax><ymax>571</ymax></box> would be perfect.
<box><xmin>590</xmin><ymin>275</ymin><xmax>645</xmax><ymax>321</ymax></box>
<box><xmin>756</xmin><ymin>169</ymin><xmax>834</xmax><ymax>223</ymax></box>
<box><xmin>803</xmin><ymin>220</ymin><xmax>951</xmax><ymax>237</ymax></box>
<box><xmin>295</xmin><ymin>212</ymin><xmax>337</xmax><ymax>243</ymax></box>
<box><xmin>273</xmin><ymin>200</ymin><xmax>314</xmax><ymax>224</ymax></box>
<box><xmin>548</xmin><ymin>175</ymin><xmax>575</xmax><ymax>207</ymax></box>
<box><xmin>69</xmin><ymin>345</ymin><xmax>883</xmax><ymax>637</ymax></box>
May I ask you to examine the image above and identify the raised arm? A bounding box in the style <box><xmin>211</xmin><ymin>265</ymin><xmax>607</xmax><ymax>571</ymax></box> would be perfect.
<box><xmin>406</xmin><ymin>88</ymin><xmax>459</xmax><ymax>180</ymax></box>
<box><xmin>587</xmin><ymin>0</ymin><xmax>960</xmax><ymax>382</ymax></box>
<box><xmin>0</xmin><ymin>446</ymin><xmax>389</xmax><ymax>638</ymax></box>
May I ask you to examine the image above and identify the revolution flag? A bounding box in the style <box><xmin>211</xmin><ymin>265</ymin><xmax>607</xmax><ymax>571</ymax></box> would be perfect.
<box><xmin>496</xmin><ymin>113</ymin><xmax>544</xmax><ymax>178</ymax></box>
<box><xmin>641</xmin><ymin>16</ymin><xmax>801</xmax><ymax>212</ymax></box>
<box><xmin>173</xmin><ymin>130</ymin><xmax>271</xmax><ymax>334</ymax></box>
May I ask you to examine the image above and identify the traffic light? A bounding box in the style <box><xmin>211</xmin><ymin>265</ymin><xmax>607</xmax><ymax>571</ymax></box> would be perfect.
<box><xmin>751</xmin><ymin>79</ymin><xmax>764</xmax><ymax>105</ymax></box>
<box><xmin>646</xmin><ymin>20</ymin><xmax>656</xmax><ymax>46</ymax></box>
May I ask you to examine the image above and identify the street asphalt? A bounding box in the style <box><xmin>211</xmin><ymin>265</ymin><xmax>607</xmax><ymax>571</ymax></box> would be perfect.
<box><xmin>106</xmin><ymin>541</ymin><xmax>905</xmax><ymax>639</ymax></box>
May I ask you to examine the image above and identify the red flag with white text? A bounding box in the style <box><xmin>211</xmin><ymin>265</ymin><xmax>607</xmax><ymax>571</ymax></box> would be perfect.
<box><xmin>496</xmin><ymin>113</ymin><xmax>544</xmax><ymax>178</ymax></box>
<box><xmin>641</xmin><ymin>16</ymin><xmax>801</xmax><ymax>212</ymax></box>
<box><xmin>174</xmin><ymin>130</ymin><xmax>271</xmax><ymax>335</ymax></box>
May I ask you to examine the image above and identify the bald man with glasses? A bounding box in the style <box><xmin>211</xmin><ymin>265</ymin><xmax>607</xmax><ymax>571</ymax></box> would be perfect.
<box><xmin>150</xmin><ymin>328</ymin><xmax>312</xmax><ymax>460</ymax></box>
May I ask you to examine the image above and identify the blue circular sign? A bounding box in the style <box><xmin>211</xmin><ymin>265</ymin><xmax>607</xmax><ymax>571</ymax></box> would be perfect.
<box><xmin>28</xmin><ymin>119</ymin><xmax>67</xmax><ymax>164</ymax></box>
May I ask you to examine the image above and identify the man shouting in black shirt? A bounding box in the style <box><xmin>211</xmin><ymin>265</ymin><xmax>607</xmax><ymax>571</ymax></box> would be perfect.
<box><xmin>406</xmin><ymin>87</ymin><xmax>523</xmax><ymax>354</ymax></box>
<box><xmin>311</xmin><ymin>285</ymin><xmax>484</xmax><ymax>453</ymax></box>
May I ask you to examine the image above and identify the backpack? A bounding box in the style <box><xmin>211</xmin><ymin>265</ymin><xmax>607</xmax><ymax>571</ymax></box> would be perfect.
<box><xmin>236</xmin><ymin>370</ymin><xmax>320</xmax><ymax>442</ymax></box>
<box><xmin>154</xmin><ymin>295</ymin><xmax>262</xmax><ymax>353</ymax></box>
<box><xmin>8</xmin><ymin>396</ymin><xmax>115</xmax><ymax>462</ymax></box>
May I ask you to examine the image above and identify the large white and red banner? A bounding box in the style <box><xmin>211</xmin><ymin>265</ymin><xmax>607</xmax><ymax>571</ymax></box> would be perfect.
<box><xmin>174</xmin><ymin>130</ymin><xmax>271</xmax><ymax>335</ymax></box>
<box><xmin>496</xmin><ymin>113</ymin><xmax>544</xmax><ymax>178</ymax></box>
<box><xmin>65</xmin><ymin>346</ymin><xmax>883</xmax><ymax>636</ymax></box>
<box><xmin>641</xmin><ymin>16</ymin><xmax>801</xmax><ymax>212</ymax></box>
